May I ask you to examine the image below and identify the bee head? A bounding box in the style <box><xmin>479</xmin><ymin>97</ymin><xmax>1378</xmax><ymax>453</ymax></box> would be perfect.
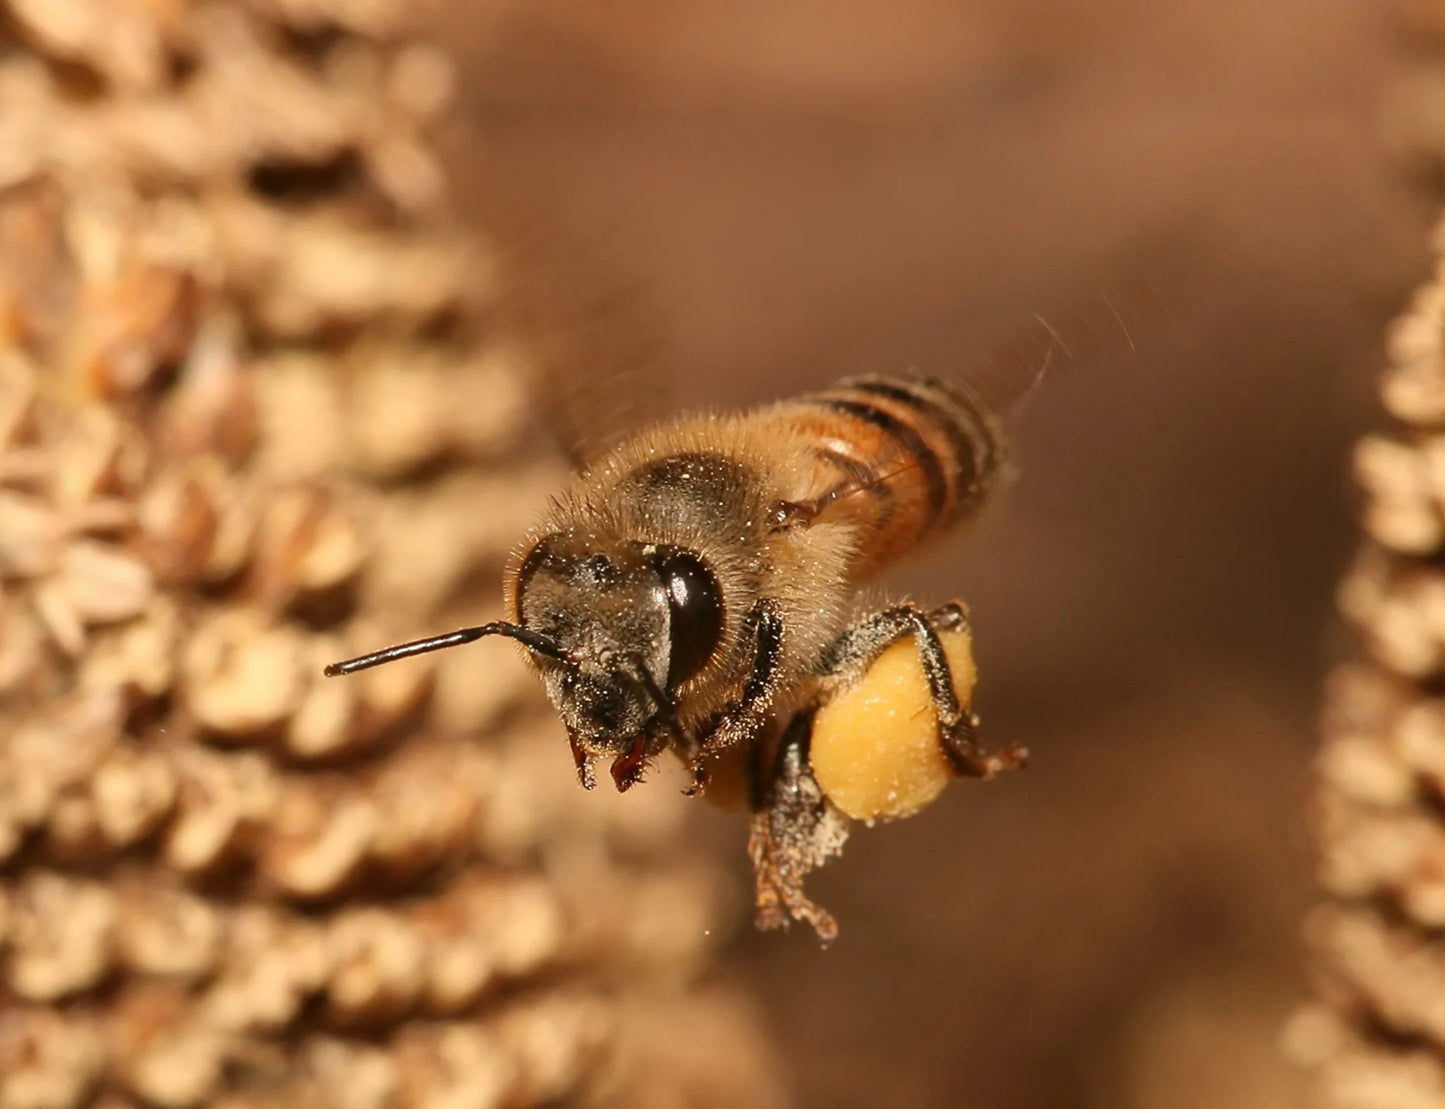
<box><xmin>323</xmin><ymin>530</ymin><xmax>724</xmax><ymax>792</ymax></box>
<box><xmin>513</xmin><ymin>532</ymin><xmax>724</xmax><ymax>787</ymax></box>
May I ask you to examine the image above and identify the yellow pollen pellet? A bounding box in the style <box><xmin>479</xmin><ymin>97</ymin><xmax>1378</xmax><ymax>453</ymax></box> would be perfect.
<box><xmin>809</xmin><ymin>628</ymin><xmax>976</xmax><ymax>823</ymax></box>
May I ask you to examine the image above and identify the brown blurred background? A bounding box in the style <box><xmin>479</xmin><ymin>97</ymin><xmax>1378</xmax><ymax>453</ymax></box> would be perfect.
<box><xmin>438</xmin><ymin>2</ymin><xmax>1426</xmax><ymax>1106</ymax></box>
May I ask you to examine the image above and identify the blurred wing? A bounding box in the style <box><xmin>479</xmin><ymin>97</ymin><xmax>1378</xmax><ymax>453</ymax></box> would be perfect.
<box><xmin>959</xmin><ymin>269</ymin><xmax>1180</xmax><ymax>421</ymax></box>
<box><xmin>494</xmin><ymin>224</ymin><xmax>674</xmax><ymax>471</ymax></box>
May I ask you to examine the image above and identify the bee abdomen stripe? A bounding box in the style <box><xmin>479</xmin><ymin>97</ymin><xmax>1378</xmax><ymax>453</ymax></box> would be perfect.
<box><xmin>844</xmin><ymin>377</ymin><xmax>997</xmax><ymax>509</ymax></box>
<box><xmin>815</xmin><ymin>396</ymin><xmax>947</xmax><ymax>526</ymax></box>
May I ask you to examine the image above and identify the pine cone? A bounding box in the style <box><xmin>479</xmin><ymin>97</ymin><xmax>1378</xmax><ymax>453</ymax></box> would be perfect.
<box><xmin>0</xmin><ymin>3</ymin><xmax>785</xmax><ymax>1106</ymax></box>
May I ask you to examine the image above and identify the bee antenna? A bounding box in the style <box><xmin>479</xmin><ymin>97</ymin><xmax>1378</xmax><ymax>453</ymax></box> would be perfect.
<box><xmin>825</xmin><ymin>457</ymin><xmax>924</xmax><ymax>509</ymax></box>
<box><xmin>324</xmin><ymin>622</ymin><xmax>568</xmax><ymax>676</ymax></box>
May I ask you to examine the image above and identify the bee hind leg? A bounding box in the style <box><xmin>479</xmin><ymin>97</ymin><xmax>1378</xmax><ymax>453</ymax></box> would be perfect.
<box><xmin>748</xmin><ymin>709</ymin><xmax>848</xmax><ymax>945</ymax></box>
<box><xmin>939</xmin><ymin>710</ymin><xmax>1028</xmax><ymax>779</ymax></box>
<box><xmin>822</xmin><ymin>601</ymin><xmax>1027</xmax><ymax>779</ymax></box>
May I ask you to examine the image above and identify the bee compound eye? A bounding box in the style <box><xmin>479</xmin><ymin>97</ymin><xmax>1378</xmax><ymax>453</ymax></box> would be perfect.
<box><xmin>653</xmin><ymin>548</ymin><xmax>723</xmax><ymax>688</ymax></box>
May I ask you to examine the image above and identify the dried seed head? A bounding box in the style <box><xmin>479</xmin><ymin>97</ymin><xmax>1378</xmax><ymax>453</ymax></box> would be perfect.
<box><xmin>1356</xmin><ymin>434</ymin><xmax>1445</xmax><ymax>554</ymax></box>
<box><xmin>111</xmin><ymin>984</ymin><xmax>228</xmax><ymax>1108</ymax></box>
<box><xmin>0</xmin><ymin>350</ymin><xmax>42</xmax><ymax>454</ymax></box>
<box><xmin>1306</xmin><ymin>156</ymin><xmax>1445</xmax><ymax>1100</ymax></box>
<box><xmin>495</xmin><ymin>996</ymin><xmax>612</xmax><ymax>1106</ymax></box>
<box><xmin>411</xmin><ymin>896</ymin><xmax>498</xmax><ymax>1013</ymax></box>
<box><xmin>139</xmin><ymin>457</ymin><xmax>255</xmax><ymax>586</ymax></box>
<box><xmin>249</xmin><ymin>485</ymin><xmax>363</xmax><ymax>609</ymax></box>
<box><xmin>72</xmin><ymin>262</ymin><xmax>199</xmax><ymax>399</ymax></box>
<box><xmin>182</xmin><ymin>611</ymin><xmax>306</xmax><ymax>738</ymax></box>
<box><xmin>304</xmin><ymin>1036</ymin><xmax>401</xmax><ymax>1109</ymax></box>
<box><xmin>324</xmin><ymin>907</ymin><xmax>426</xmax><ymax>1026</ymax></box>
<box><xmin>394</xmin><ymin>1022</ymin><xmax>519</xmax><ymax>1109</ymax></box>
<box><xmin>55</xmin><ymin>540</ymin><xmax>154</xmax><ymax>625</ymax></box>
<box><xmin>365</xmin><ymin>743</ymin><xmax>481</xmax><ymax>879</ymax></box>
<box><xmin>249</xmin><ymin>350</ymin><xmax>345</xmax><ymax>482</ymax></box>
<box><xmin>157</xmin><ymin>317</ymin><xmax>259</xmax><ymax>464</ymax></box>
<box><xmin>50</xmin><ymin>405</ymin><xmax>147</xmax><ymax>508</ymax></box>
<box><xmin>252</xmin><ymin>220</ymin><xmax>469</xmax><ymax>338</ymax></box>
<box><xmin>6</xmin><ymin>694</ymin><xmax>124</xmax><ymax>842</ymax></box>
<box><xmin>287</xmin><ymin>660</ymin><xmax>362</xmax><ymax>761</ymax></box>
<box><xmin>0</xmin><ymin>1</ymin><xmax>780</xmax><ymax>1102</ymax></box>
<box><xmin>0</xmin><ymin>491</ymin><xmax>64</xmax><ymax>577</ymax></box>
<box><xmin>202</xmin><ymin>908</ymin><xmax>329</xmax><ymax>1034</ymax></box>
<box><xmin>7</xmin><ymin>0</ymin><xmax>172</xmax><ymax>92</ymax></box>
<box><xmin>7</xmin><ymin>872</ymin><xmax>117</xmax><ymax>1001</ymax></box>
<box><xmin>262</xmin><ymin>785</ymin><xmax>376</xmax><ymax>900</ymax></box>
<box><xmin>0</xmin><ymin>599</ymin><xmax>48</xmax><ymax>697</ymax></box>
<box><xmin>92</xmin><ymin>743</ymin><xmax>179</xmax><ymax>848</ymax></box>
<box><xmin>117</xmin><ymin>883</ymin><xmax>223</xmax><ymax>981</ymax></box>
<box><xmin>80</xmin><ymin>596</ymin><xmax>181</xmax><ymax>702</ymax></box>
<box><xmin>0</xmin><ymin>1009</ymin><xmax>106</xmax><ymax>1109</ymax></box>
<box><xmin>165</xmin><ymin>749</ymin><xmax>280</xmax><ymax>875</ymax></box>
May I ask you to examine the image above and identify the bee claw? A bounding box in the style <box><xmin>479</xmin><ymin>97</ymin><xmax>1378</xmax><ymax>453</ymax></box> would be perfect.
<box><xmin>681</xmin><ymin>759</ymin><xmax>709</xmax><ymax>797</ymax></box>
<box><xmin>937</xmin><ymin>711</ymin><xmax>1028</xmax><ymax>779</ymax></box>
<box><xmin>943</xmin><ymin>731</ymin><xmax>1028</xmax><ymax>780</ymax></box>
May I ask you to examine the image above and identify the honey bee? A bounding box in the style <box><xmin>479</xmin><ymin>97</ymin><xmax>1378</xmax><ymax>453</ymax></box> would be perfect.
<box><xmin>326</xmin><ymin>303</ymin><xmax>1132</xmax><ymax>942</ymax></box>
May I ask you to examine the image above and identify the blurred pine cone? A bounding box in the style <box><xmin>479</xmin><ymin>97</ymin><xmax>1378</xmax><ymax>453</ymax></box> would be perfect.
<box><xmin>1292</xmin><ymin>11</ymin><xmax>1445</xmax><ymax>1105</ymax></box>
<box><xmin>0</xmin><ymin>2</ymin><xmax>784</xmax><ymax>1106</ymax></box>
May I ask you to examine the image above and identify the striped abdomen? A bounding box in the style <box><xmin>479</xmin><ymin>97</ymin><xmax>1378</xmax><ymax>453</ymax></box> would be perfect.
<box><xmin>757</xmin><ymin>374</ymin><xmax>1006</xmax><ymax>580</ymax></box>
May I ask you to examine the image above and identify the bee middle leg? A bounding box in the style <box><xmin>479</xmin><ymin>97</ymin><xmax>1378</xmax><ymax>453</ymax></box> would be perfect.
<box><xmin>698</xmin><ymin>599</ymin><xmax>785</xmax><ymax>757</ymax></box>
<box><xmin>822</xmin><ymin>601</ymin><xmax>1027</xmax><ymax>778</ymax></box>
<box><xmin>747</xmin><ymin>708</ymin><xmax>849</xmax><ymax>944</ymax></box>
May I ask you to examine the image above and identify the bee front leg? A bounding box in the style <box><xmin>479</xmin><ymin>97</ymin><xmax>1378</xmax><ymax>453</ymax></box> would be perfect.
<box><xmin>823</xmin><ymin>601</ymin><xmax>1027</xmax><ymax>779</ymax></box>
<box><xmin>698</xmin><ymin>599</ymin><xmax>785</xmax><ymax>754</ymax></box>
<box><xmin>569</xmin><ymin>734</ymin><xmax>598</xmax><ymax>790</ymax></box>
